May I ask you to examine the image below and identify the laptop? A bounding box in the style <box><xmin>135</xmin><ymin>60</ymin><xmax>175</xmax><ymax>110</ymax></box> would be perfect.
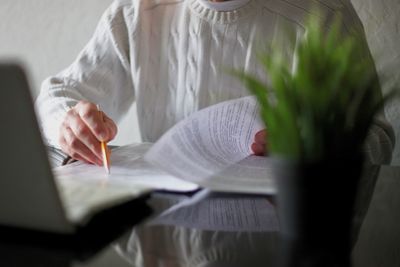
<box><xmin>0</xmin><ymin>63</ymin><xmax>151</xmax><ymax>234</ymax></box>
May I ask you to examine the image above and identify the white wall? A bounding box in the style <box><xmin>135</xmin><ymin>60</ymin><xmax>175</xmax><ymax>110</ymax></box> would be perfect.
<box><xmin>0</xmin><ymin>0</ymin><xmax>141</xmax><ymax>145</ymax></box>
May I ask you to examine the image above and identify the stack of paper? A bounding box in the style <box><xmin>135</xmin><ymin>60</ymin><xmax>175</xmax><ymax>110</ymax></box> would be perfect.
<box><xmin>55</xmin><ymin>96</ymin><xmax>277</xmax><ymax>195</ymax></box>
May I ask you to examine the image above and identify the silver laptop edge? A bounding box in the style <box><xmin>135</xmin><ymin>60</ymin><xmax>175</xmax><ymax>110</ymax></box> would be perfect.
<box><xmin>0</xmin><ymin>63</ymin><xmax>75</xmax><ymax>233</ymax></box>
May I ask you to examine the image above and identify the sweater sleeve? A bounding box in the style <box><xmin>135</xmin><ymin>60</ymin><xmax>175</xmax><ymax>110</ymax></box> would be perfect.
<box><xmin>347</xmin><ymin>10</ymin><xmax>396</xmax><ymax>165</ymax></box>
<box><xmin>35</xmin><ymin>0</ymin><xmax>136</xmax><ymax>148</ymax></box>
<box><xmin>363</xmin><ymin>113</ymin><xmax>395</xmax><ymax>165</ymax></box>
<box><xmin>331</xmin><ymin>1</ymin><xmax>396</xmax><ymax>165</ymax></box>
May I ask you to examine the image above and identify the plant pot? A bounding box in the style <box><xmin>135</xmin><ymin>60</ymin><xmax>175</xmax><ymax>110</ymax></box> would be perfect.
<box><xmin>274</xmin><ymin>155</ymin><xmax>364</xmax><ymax>267</ymax></box>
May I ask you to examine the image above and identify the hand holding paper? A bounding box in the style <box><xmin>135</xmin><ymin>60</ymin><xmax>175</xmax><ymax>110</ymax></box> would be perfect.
<box><xmin>144</xmin><ymin>96</ymin><xmax>277</xmax><ymax>195</ymax></box>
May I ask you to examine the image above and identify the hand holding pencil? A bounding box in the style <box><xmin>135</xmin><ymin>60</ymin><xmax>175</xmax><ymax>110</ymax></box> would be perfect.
<box><xmin>58</xmin><ymin>101</ymin><xmax>118</xmax><ymax>167</ymax></box>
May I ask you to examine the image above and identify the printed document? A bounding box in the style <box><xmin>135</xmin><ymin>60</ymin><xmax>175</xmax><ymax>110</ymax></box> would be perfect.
<box><xmin>145</xmin><ymin>96</ymin><xmax>277</xmax><ymax>194</ymax></box>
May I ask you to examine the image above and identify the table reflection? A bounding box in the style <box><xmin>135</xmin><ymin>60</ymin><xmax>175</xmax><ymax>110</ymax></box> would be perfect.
<box><xmin>115</xmin><ymin>193</ymin><xmax>281</xmax><ymax>267</ymax></box>
<box><xmin>2</xmin><ymin>164</ymin><xmax>399</xmax><ymax>267</ymax></box>
<box><xmin>114</xmin><ymin>163</ymin><xmax>383</xmax><ymax>267</ymax></box>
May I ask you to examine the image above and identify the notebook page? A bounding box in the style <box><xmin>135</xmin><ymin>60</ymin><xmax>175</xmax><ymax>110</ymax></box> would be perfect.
<box><xmin>54</xmin><ymin>143</ymin><xmax>199</xmax><ymax>192</ymax></box>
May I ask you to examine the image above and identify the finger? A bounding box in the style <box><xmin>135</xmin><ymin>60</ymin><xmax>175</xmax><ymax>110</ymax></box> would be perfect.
<box><xmin>255</xmin><ymin>130</ymin><xmax>267</xmax><ymax>145</ymax></box>
<box><xmin>64</xmin><ymin>126</ymin><xmax>101</xmax><ymax>165</ymax></box>
<box><xmin>60</xmin><ymin>137</ymin><xmax>92</xmax><ymax>165</ymax></box>
<box><xmin>67</xmin><ymin>110</ymin><xmax>104</xmax><ymax>160</ymax></box>
<box><xmin>251</xmin><ymin>142</ymin><xmax>266</xmax><ymax>156</ymax></box>
<box><xmin>103</xmin><ymin>113</ymin><xmax>118</xmax><ymax>141</ymax></box>
<box><xmin>76</xmin><ymin>102</ymin><xmax>108</xmax><ymax>141</ymax></box>
<box><xmin>72</xmin><ymin>154</ymin><xmax>91</xmax><ymax>165</ymax></box>
<box><xmin>63</xmin><ymin>126</ymin><xmax>103</xmax><ymax>165</ymax></box>
<box><xmin>60</xmin><ymin>135</ymin><xmax>92</xmax><ymax>164</ymax></box>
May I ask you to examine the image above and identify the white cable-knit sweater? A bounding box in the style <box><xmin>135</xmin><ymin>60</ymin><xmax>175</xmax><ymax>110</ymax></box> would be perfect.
<box><xmin>36</xmin><ymin>0</ymin><xmax>395</xmax><ymax>164</ymax></box>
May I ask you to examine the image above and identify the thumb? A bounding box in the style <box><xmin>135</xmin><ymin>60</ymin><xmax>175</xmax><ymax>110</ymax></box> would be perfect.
<box><xmin>103</xmin><ymin>115</ymin><xmax>118</xmax><ymax>141</ymax></box>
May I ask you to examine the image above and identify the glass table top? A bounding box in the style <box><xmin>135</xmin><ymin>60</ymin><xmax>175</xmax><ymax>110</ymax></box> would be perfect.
<box><xmin>1</xmin><ymin>164</ymin><xmax>399</xmax><ymax>267</ymax></box>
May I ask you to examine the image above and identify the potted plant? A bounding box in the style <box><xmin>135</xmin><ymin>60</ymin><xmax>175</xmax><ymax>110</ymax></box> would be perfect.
<box><xmin>233</xmin><ymin>15</ymin><xmax>395</xmax><ymax>267</ymax></box>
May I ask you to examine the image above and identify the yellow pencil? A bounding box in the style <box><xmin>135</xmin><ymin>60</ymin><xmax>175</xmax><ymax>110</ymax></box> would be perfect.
<box><xmin>97</xmin><ymin>105</ymin><xmax>111</xmax><ymax>174</ymax></box>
